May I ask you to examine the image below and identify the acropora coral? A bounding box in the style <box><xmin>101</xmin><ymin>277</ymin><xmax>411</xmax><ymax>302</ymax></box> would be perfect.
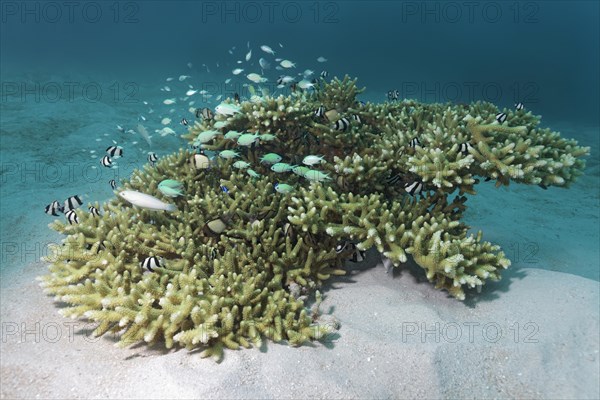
<box><xmin>40</xmin><ymin>76</ymin><xmax>590</xmax><ymax>359</ymax></box>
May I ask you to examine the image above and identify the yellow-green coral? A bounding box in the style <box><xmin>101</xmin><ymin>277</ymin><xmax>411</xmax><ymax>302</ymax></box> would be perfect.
<box><xmin>41</xmin><ymin>75</ymin><xmax>589</xmax><ymax>356</ymax></box>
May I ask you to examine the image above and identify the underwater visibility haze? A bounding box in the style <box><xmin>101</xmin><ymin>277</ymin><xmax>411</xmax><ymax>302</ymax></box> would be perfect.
<box><xmin>1</xmin><ymin>1</ymin><xmax>599</xmax><ymax>399</ymax></box>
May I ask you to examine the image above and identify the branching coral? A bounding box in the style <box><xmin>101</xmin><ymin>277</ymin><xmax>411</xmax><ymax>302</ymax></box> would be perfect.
<box><xmin>41</xmin><ymin>75</ymin><xmax>590</xmax><ymax>356</ymax></box>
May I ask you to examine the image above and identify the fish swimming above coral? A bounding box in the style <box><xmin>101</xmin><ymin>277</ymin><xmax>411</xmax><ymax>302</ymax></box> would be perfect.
<box><xmin>40</xmin><ymin>75</ymin><xmax>590</xmax><ymax>360</ymax></box>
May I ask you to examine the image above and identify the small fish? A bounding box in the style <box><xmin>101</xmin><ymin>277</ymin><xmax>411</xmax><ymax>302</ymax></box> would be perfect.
<box><xmin>232</xmin><ymin>68</ymin><xmax>244</xmax><ymax>75</ymax></box>
<box><xmin>44</xmin><ymin>200</ymin><xmax>63</xmax><ymax>216</ymax></box>
<box><xmin>515</xmin><ymin>102</ymin><xmax>524</xmax><ymax>111</ymax></box>
<box><xmin>237</xmin><ymin>133</ymin><xmax>260</xmax><ymax>147</ymax></box>
<box><xmin>314</xmin><ymin>105</ymin><xmax>325</xmax><ymax>118</ymax></box>
<box><xmin>215</xmin><ymin>102</ymin><xmax>241</xmax><ymax>116</ymax></box>
<box><xmin>141</xmin><ymin>256</ymin><xmax>162</xmax><ymax>272</ymax></box>
<box><xmin>303</xmin><ymin>69</ymin><xmax>314</xmax><ymax>77</ymax></box>
<box><xmin>404</xmin><ymin>180</ymin><xmax>423</xmax><ymax>195</ymax></box>
<box><xmin>260</xmin><ymin>45</ymin><xmax>275</xmax><ymax>55</ymax></box>
<box><xmin>245</xmin><ymin>49</ymin><xmax>252</xmax><ymax>61</ymax></box>
<box><xmin>292</xmin><ymin>165</ymin><xmax>310</xmax><ymax>177</ymax></box>
<box><xmin>196</xmin><ymin>107</ymin><xmax>214</xmax><ymax>120</ymax></box>
<box><xmin>333</xmin><ymin>118</ymin><xmax>350</xmax><ymax>131</ymax></box>
<box><xmin>271</xmin><ymin>163</ymin><xmax>295</xmax><ymax>173</ymax></box>
<box><xmin>166</xmin><ymin>77</ymin><xmax>174</xmax><ymax>81</ymax></box>
<box><xmin>101</xmin><ymin>155</ymin><xmax>113</xmax><ymax>168</ymax></box>
<box><xmin>88</xmin><ymin>206</ymin><xmax>100</xmax><ymax>216</ymax></box>
<box><xmin>163</xmin><ymin>98</ymin><xmax>176</xmax><ymax>105</ymax></box>
<box><xmin>259</xmin><ymin>133</ymin><xmax>276</xmax><ymax>142</ymax></box>
<box><xmin>119</xmin><ymin>190</ymin><xmax>176</xmax><ymax>212</ymax></box>
<box><xmin>335</xmin><ymin>241</ymin><xmax>366</xmax><ymax>262</ymax></box>
<box><xmin>187</xmin><ymin>62</ymin><xmax>193</xmax><ymax>69</ymax></box>
<box><xmin>136</xmin><ymin>124</ymin><xmax>152</xmax><ymax>147</ymax></box>
<box><xmin>161</xmin><ymin>117</ymin><xmax>171</xmax><ymax>125</ymax></box>
<box><xmin>260</xmin><ymin>153</ymin><xmax>282</xmax><ymax>164</ymax></box>
<box><xmin>139</xmin><ymin>115</ymin><xmax>147</xmax><ymax>121</ymax></box>
<box><xmin>303</xmin><ymin>170</ymin><xmax>332</xmax><ymax>182</ymax></box>
<box><xmin>178</xmin><ymin>75</ymin><xmax>190</xmax><ymax>81</ymax></box>
<box><xmin>247</xmin><ymin>169</ymin><xmax>261</xmax><ymax>178</ymax></box>
<box><xmin>259</xmin><ymin>58</ymin><xmax>270</xmax><ymax>70</ymax></box>
<box><xmin>224</xmin><ymin>130</ymin><xmax>242</xmax><ymax>140</ymax></box>
<box><xmin>351</xmin><ymin>114</ymin><xmax>361</xmax><ymax>124</ymax></box>
<box><xmin>233</xmin><ymin>160</ymin><xmax>251</xmax><ymax>169</ymax></box>
<box><xmin>186</xmin><ymin>89</ymin><xmax>197</xmax><ymax>96</ymax></box>
<box><xmin>106</xmin><ymin>146</ymin><xmax>123</xmax><ymax>157</ymax></box>
<box><xmin>387</xmin><ymin>90</ymin><xmax>399</xmax><ymax>101</ymax></box>
<box><xmin>234</xmin><ymin>93</ymin><xmax>240</xmax><ymax>102</ymax></box>
<box><xmin>302</xmin><ymin>155</ymin><xmax>325</xmax><ymax>166</ymax></box>
<box><xmin>116</xmin><ymin>125</ymin><xmax>125</xmax><ymax>133</ymax></box>
<box><xmin>220</xmin><ymin>185</ymin><xmax>229</xmax><ymax>194</ymax></box>
<box><xmin>274</xmin><ymin>183</ymin><xmax>294</xmax><ymax>194</ymax></box>
<box><xmin>190</xmin><ymin>152</ymin><xmax>211</xmax><ymax>170</ymax></box>
<box><xmin>317</xmin><ymin>56</ymin><xmax>328</xmax><ymax>62</ymax></box>
<box><xmin>280</xmin><ymin>60</ymin><xmax>295</xmax><ymax>68</ymax></box>
<box><xmin>247</xmin><ymin>73</ymin><xmax>267</xmax><ymax>83</ymax></box>
<box><xmin>459</xmin><ymin>143</ymin><xmax>472</xmax><ymax>156</ymax></box>
<box><xmin>385</xmin><ymin>173</ymin><xmax>402</xmax><ymax>185</ymax></box>
<box><xmin>219</xmin><ymin>150</ymin><xmax>240</xmax><ymax>159</ymax></box>
<box><xmin>148</xmin><ymin>152</ymin><xmax>158</xmax><ymax>165</ymax></box>
<box><xmin>320</xmin><ymin>70</ymin><xmax>328</xmax><ymax>79</ymax></box>
<box><xmin>65</xmin><ymin>210</ymin><xmax>79</xmax><ymax>225</ymax></box>
<box><xmin>195</xmin><ymin>130</ymin><xmax>220</xmax><ymax>144</ymax></box>
<box><xmin>181</xmin><ymin>118</ymin><xmax>188</xmax><ymax>126</ymax></box>
<box><xmin>109</xmin><ymin>179</ymin><xmax>117</xmax><ymax>190</ymax></box>
<box><xmin>297</xmin><ymin>79</ymin><xmax>314</xmax><ymax>90</ymax></box>
<box><xmin>409</xmin><ymin>137</ymin><xmax>421</xmax><ymax>148</ymax></box>
<box><xmin>495</xmin><ymin>112</ymin><xmax>507</xmax><ymax>124</ymax></box>
<box><xmin>158</xmin><ymin>179</ymin><xmax>184</xmax><ymax>198</ymax></box>
<box><xmin>158</xmin><ymin>127</ymin><xmax>176</xmax><ymax>137</ymax></box>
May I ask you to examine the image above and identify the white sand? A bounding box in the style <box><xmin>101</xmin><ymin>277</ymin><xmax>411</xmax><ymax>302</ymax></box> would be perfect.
<box><xmin>2</xmin><ymin>252</ymin><xmax>598</xmax><ymax>399</ymax></box>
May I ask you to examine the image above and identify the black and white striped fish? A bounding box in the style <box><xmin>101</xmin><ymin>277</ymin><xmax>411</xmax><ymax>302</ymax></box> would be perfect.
<box><xmin>63</xmin><ymin>195</ymin><xmax>82</xmax><ymax>212</ymax></box>
<box><xmin>65</xmin><ymin>210</ymin><xmax>79</xmax><ymax>224</ymax></box>
<box><xmin>106</xmin><ymin>146</ymin><xmax>123</xmax><ymax>157</ymax></box>
<box><xmin>387</xmin><ymin>90</ymin><xmax>399</xmax><ymax>101</ymax></box>
<box><xmin>88</xmin><ymin>206</ymin><xmax>100</xmax><ymax>216</ymax></box>
<box><xmin>409</xmin><ymin>137</ymin><xmax>421</xmax><ymax>148</ymax></box>
<box><xmin>44</xmin><ymin>200</ymin><xmax>63</xmax><ymax>216</ymax></box>
<box><xmin>101</xmin><ymin>155</ymin><xmax>112</xmax><ymax>168</ymax></box>
<box><xmin>314</xmin><ymin>105</ymin><xmax>325</xmax><ymax>118</ymax></box>
<box><xmin>335</xmin><ymin>241</ymin><xmax>366</xmax><ymax>262</ymax></box>
<box><xmin>196</xmin><ymin>107</ymin><xmax>214</xmax><ymax>120</ymax></box>
<box><xmin>147</xmin><ymin>152</ymin><xmax>158</xmax><ymax>165</ymax></box>
<box><xmin>109</xmin><ymin>179</ymin><xmax>117</xmax><ymax>190</ymax></box>
<box><xmin>404</xmin><ymin>180</ymin><xmax>424</xmax><ymax>195</ymax></box>
<box><xmin>351</xmin><ymin>114</ymin><xmax>361</xmax><ymax>124</ymax></box>
<box><xmin>141</xmin><ymin>256</ymin><xmax>162</xmax><ymax>272</ymax></box>
<box><xmin>385</xmin><ymin>173</ymin><xmax>402</xmax><ymax>185</ymax></box>
<box><xmin>333</xmin><ymin>117</ymin><xmax>350</xmax><ymax>131</ymax></box>
<box><xmin>320</xmin><ymin>70</ymin><xmax>328</xmax><ymax>79</ymax></box>
<box><xmin>459</xmin><ymin>142</ymin><xmax>472</xmax><ymax>156</ymax></box>
<box><xmin>515</xmin><ymin>102</ymin><xmax>524</xmax><ymax>111</ymax></box>
<box><xmin>180</xmin><ymin>118</ymin><xmax>188</xmax><ymax>126</ymax></box>
<box><xmin>495</xmin><ymin>112</ymin><xmax>507</xmax><ymax>124</ymax></box>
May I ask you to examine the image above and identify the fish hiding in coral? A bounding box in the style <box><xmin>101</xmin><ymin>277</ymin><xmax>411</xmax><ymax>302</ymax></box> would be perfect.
<box><xmin>118</xmin><ymin>190</ymin><xmax>177</xmax><ymax>212</ymax></box>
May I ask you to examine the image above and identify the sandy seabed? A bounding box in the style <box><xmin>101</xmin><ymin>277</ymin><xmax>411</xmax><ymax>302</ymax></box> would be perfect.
<box><xmin>1</xmin><ymin>250</ymin><xmax>598</xmax><ymax>399</ymax></box>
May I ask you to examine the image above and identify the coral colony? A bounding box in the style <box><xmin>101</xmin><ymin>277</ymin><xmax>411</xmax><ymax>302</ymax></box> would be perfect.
<box><xmin>40</xmin><ymin>76</ymin><xmax>589</xmax><ymax>360</ymax></box>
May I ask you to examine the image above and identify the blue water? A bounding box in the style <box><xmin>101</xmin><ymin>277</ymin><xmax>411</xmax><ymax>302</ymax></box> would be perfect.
<box><xmin>1</xmin><ymin>0</ymin><xmax>599</xmax><ymax>284</ymax></box>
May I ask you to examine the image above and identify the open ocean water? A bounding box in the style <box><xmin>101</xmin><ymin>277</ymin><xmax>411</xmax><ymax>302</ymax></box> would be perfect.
<box><xmin>0</xmin><ymin>1</ymin><xmax>599</xmax><ymax>398</ymax></box>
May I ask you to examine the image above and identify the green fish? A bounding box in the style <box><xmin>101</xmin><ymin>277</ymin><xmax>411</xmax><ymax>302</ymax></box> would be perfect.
<box><xmin>233</xmin><ymin>161</ymin><xmax>251</xmax><ymax>169</ymax></box>
<box><xmin>270</xmin><ymin>163</ymin><xmax>295</xmax><ymax>173</ymax></box>
<box><xmin>219</xmin><ymin>150</ymin><xmax>240</xmax><ymax>159</ymax></box>
<box><xmin>224</xmin><ymin>130</ymin><xmax>242</xmax><ymax>140</ymax></box>
<box><xmin>303</xmin><ymin>170</ymin><xmax>332</xmax><ymax>182</ymax></box>
<box><xmin>158</xmin><ymin>179</ymin><xmax>185</xmax><ymax>197</ymax></box>
<box><xmin>237</xmin><ymin>133</ymin><xmax>259</xmax><ymax>147</ymax></box>
<box><xmin>260</xmin><ymin>153</ymin><xmax>282</xmax><ymax>164</ymax></box>
<box><xmin>247</xmin><ymin>169</ymin><xmax>261</xmax><ymax>178</ymax></box>
<box><xmin>274</xmin><ymin>183</ymin><xmax>294</xmax><ymax>194</ymax></box>
<box><xmin>195</xmin><ymin>130</ymin><xmax>220</xmax><ymax>144</ymax></box>
<box><xmin>292</xmin><ymin>166</ymin><xmax>310</xmax><ymax>177</ymax></box>
<box><xmin>259</xmin><ymin>133</ymin><xmax>276</xmax><ymax>142</ymax></box>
